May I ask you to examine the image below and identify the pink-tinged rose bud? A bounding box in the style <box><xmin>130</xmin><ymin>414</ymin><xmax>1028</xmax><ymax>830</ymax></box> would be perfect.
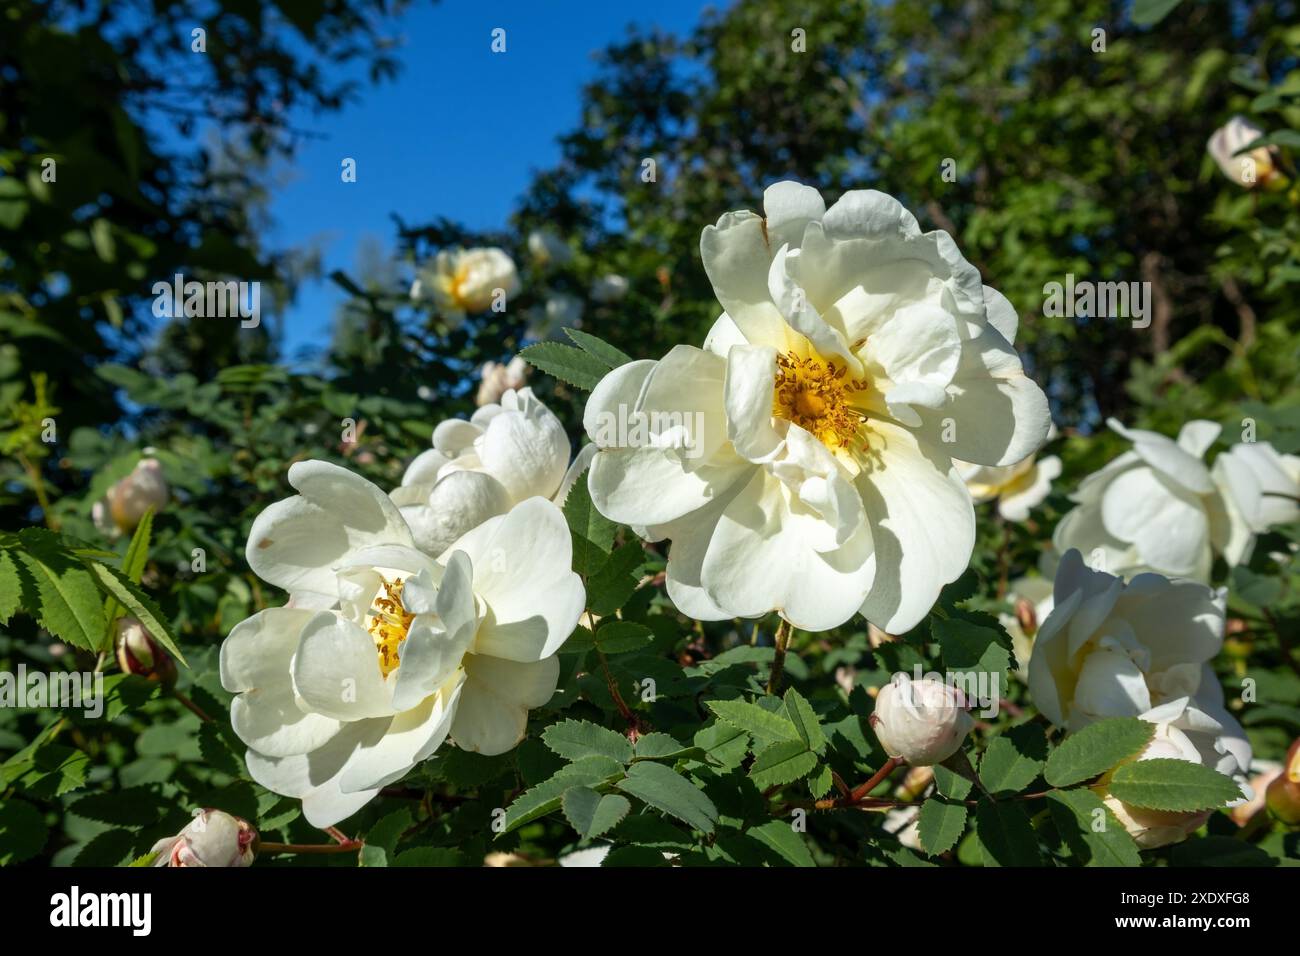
<box><xmin>476</xmin><ymin>356</ymin><xmax>529</xmax><ymax>407</ymax></box>
<box><xmin>869</xmin><ymin>674</ymin><xmax>973</xmax><ymax>766</ymax></box>
<box><xmin>1014</xmin><ymin>597</ymin><xmax>1038</xmax><ymax>637</ymax></box>
<box><xmin>115</xmin><ymin>617</ymin><xmax>177</xmax><ymax>687</ymax></box>
<box><xmin>1266</xmin><ymin>738</ymin><xmax>1300</xmax><ymax>827</ymax></box>
<box><xmin>150</xmin><ymin>809</ymin><xmax>256</xmax><ymax>867</ymax></box>
<box><xmin>95</xmin><ymin>458</ymin><xmax>168</xmax><ymax>535</ymax></box>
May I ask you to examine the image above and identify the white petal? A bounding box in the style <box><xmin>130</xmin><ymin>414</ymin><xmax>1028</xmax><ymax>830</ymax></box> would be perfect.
<box><xmin>291</xmin><ymin>612</ymin><xmax>394</xmax><ymax>721</ymax></box>
<box><xmin>220</xmin><ymin>607</ymin><xmax>343</xmax><ymax>758</ymax></box>
<box><xmin>855</xmin><ymin>424</ymin><xmax>975</xmax><ymax>634</ymax></box>
<box><xmin>444</xmin><ymin>498</ymin><xmax>585</xmax><ymax>662</ymax></box>
<box><xmin>724</xmin><ymin>344</ymin><xmax>783</xmax><ymax>462</ymax></box>
<box><xmin>1100</xmin><ymin>467</ymin><xmax>1209</xmax><ymax>577</ymax></box>
<box><xmin>699</xmin><ymin>209</ymin><xmax>789</xmax><ymax>346</ymax></box>
<box><xmin>450</xmin><ymin>653</ymin><xmax>560</xmax><ymax>755</ymax></box>
<box><xmin>476</xmin><ymin>388</ymin><xmax>571</xmax><ymax>501</ymax></box>
<box><xmin>337</xmin><ymin>679</ymin><xmax>463</xmax><ymax>793</ymax></box>
<box><xmin>246</xmin><ymin>460</ymin><xmax>413</xmax><ymax>606</ymax></box>
<box><xmin>397</xmin><ymin>470</ymin><xmax>511</xmax><ymax>559</ymax></box>
<box><xmin>762</xmin><ymin>180</ymin><xmax>826</xmax><ymax>249</ymax></box>
<box><xmin>390</xmin><ymin>552</ymin><xmax>478</xmax><ymax>711</ymax></box>
<box><xmin>1107</xmin><ymin>418</ymin><xmax>1214</xmax><ymax>495</ymax></box>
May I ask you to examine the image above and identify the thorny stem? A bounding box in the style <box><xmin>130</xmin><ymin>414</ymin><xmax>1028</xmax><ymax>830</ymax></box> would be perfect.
<box><xmin>767</xmin><ymin>619</ymin><xmax>793</xmax><ymax>696</ymax></box>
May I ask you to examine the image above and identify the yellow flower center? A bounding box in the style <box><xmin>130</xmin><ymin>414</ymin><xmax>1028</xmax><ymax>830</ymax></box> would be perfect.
<box><xmin>773</xmin><ymin>350</ymin><xmax>872</xmax><ymax>451</ymax></box>
<box><xmin>367</xmin><ymin>578</ymin><xmax>414</xmax><ymax>678</ymax></box>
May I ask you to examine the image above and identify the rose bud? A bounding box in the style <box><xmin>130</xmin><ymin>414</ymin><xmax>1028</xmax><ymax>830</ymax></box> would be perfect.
<box><xmin>115</xmin><ymin>617</ymin><xmax>177</xmax><ymax>687</ymax></box>
<box><xmin>150</xmin><ymin>809</ymin><xmax>256</xmax><ymax>867</ymax></box>
<box><xmin>1206</xmin><ymin>115</ymin><xmax>1283</xmax><ymax>189</ymax></box>
<box><xmin>93</xmin><ymin>458</ymin><xmax>169</xmax><ymax>536</ymax></box>
<box><xmin>1266</xmin><ymin>738</ymin><xmax>1300</xmax><ymax>827</ymax></box>
<box><xmin>869</xmin><ymin>674</ymin><xmax>973</xmax><ymax>766</ymax></box>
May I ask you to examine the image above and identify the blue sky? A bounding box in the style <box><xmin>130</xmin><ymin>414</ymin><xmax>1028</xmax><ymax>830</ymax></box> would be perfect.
<box><xmin>266</xmin><ymin>0</ymin><xmax>719</xmax><ymax>360</ymax></box>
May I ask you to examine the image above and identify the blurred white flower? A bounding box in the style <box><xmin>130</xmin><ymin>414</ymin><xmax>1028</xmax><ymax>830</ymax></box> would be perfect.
<box><xmin>870</xmin><ymin>673</ymin><xmax>973</xmax><ymax>766</ymax></box>
<box><xmin>150</xmin><ymin>809</ymin><xmax>256</xmax><ymax>867</ymax></box>
<box><xmin>411</xmin><ymin>247</ymin><xmax>520</xmax><ymax>322</ymax></box>
<box><xmin>527</xmin><ymin>229</ymin><xmax>573</xmax><ymax>267</ymax></box>
<box><xmin>956</xmin><ymin>450</ymin><xmax>1061</xmax><ymax>521</ymax></box>
<box><xmin>392</xmin><ymin>387</ymin><xmax>594</xmax><ymax>558</ymax></box>
<box><xmin>1207</xmin><ymin>116</ymin><xmax>1281</xmax><ymax>189</ymax></box>
<box><xmin>226</xmin><ymin>462</ymin><xmax>584</xmax><ymax>827</ymax></box>
<box><xmin>1028</xmin><ymin>549</ymin><xmax>1251</xmax><ymax>785</ymax></box>
<box><xmin>590</xmin><ymin>274</ymin><xmax>630</xmax><ymax>303</ymax></box>
<box><xmin>476</xmin><ymin>355</ymin><xmax>529</xmax><ymax>407</ymax></box>
<box><xmin>526</xmin><ymin>292</ymin><xmax>584</xmax><ymax>340</ymax></box>
<box><xmin>584</xmin><ymin>181</ymin><xmax>1050</xmax><ymax>632</ymax></box>
<box><xmin>1053</xmin><ymin>419</ymin><xmax>1243</xmax><ymax>582</ymax></box>
<box><xmin>92</xmin><ymin>457</ymin><xmax>168</xmax><ymax>536</ymax></box>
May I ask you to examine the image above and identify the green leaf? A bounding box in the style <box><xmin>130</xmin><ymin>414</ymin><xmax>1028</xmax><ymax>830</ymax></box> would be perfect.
<box><xmin>1108</xmin><ymin>758</ymin><xmax>1242</xmax><ymax>811</ymax></box>
<box><xmin>0</xmin><ymin>549</ymin><xmax>21</xmax><ymax>625</ymax></box>
<box><xmin>706</xmin><ymin>698</ymin><xmax>800</xmax><ymax>744</ymax></box>
<box><xmin>519</xmin><ymin>342</ymin><xmax>609</xmax><ymax>390</ymax></box>
<box><xmin>933</xmin><ymin>616</ymin><xmax>1012</xmax><ymax>677</ymax></box>
<box><xmin>1045</xmin><ymin>789</ymin><xmax>1141</xmax><ymax>867</ymax></box>
<box><xmin>103</xmin><ymin>508</ymin><xmax>153</xmax><ymax>631</ymax></box>
<box><xmin>615</xmin><ymin>761</ymin><xmax>718</xmax><ymax>833</ymax></box>
<box><xmin>542</xmin><ymin>719</ymin><xmax>634</xmax><ymax>764</ymax></box>
<box><xmin>11</xmin><ymin>529</ymin><xmax>108</xmax><ymax>651</ymax></box>
<box><xmin>561</xmin><ymin>787</ymin><xmax>631</xmax><ymax>840</ymax></box>
<box><xmin>633</xmin><ymin>733</ymin><xmax>703</xmax><ymax>762</ymax></box>
<box><xmin>1170</xmin><ymin>836</ymin><xmax>1277</xmax><ymax>867</ymax></box>
<box><xmin>360</xmin><ymin>808</ymin><xmax>414</xmax><ymax>867</ymax></box>
<box><xmin>126</xmin><ymin>851</ymin><xmax>160</xmax><ymax>867</ymax></box>
<box><xmin>748</xmin><ymin>739</ymin><xmax>818</xmax><ymax>790</ymax></box>
<box><xmin>502</xmin><ymin>755</ymin><xmax>625</xmax><ymax>833</ymax></box>
<box><xmin>70</xmin><ymin>787</ymin><xmax>167</xmax><ymax>827</ymax></box>
<box><xmin>917</xmin><ymin>799</ymin><xmax>967</xmax><ymax>856</ymax></box>
<box><xmin>0</xmin><ymin>799</ymin><xmax>48</xmax><ymax>865</ymax></box>
<box><xmin>979</xmin><ymin>724</ymin><xmax>1047</xmax><ymax>795</ymax></box>
<box><xmin>82</xmin><ymin>560</ymin><xmax>187</xmax><ymax>665</ymax></box>
<box><xmin>933</xmin><ymin>762</ymin><xmax>974</xmax><ymax>801</ymax></box>
<box><xmin>748</xmin><ymin>819</ymin><xmax>815</xmax><ymax>867</ymax></box>
<box><xmin>975</xmin><ymin>799</ymin><xmax>1042</xmax><ymax>867</ymax></box>
<box><xmin>586</xmin><ymin>543</ymin><xmax>646</xmax><ymax>616</ymax></box>
<box><xmin>593</xmin><ymin>620</ymin><xmax>655</xmax><ymax>655</ymax></box>
<box><xmin>783</xmin><ymin>687</ymin><xmax>827</xmax><ymax>755</ymax></box>
<box><xmin>1044</xmin><ymin>717</ymin><xmax>1156</xmax><ymax>787</ymax></box>
<box><xmin>562</xmin><ymin>467</ymin><xmax>616</xmax><ymax>575</ymax></box>
<box><xmin>564</xmin><ymin>328</ymin><xmax>632</xmax><ymax>368</ymax></box>
<box><xmin>1132</xmin><ymin>0</ymin><xmax>1184</xmax><ymax>27</ymax></box>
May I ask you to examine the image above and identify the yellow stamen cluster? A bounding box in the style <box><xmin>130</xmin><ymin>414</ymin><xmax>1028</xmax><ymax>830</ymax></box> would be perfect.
<box><xmin>367</xmin><ymin>578</ymin><xmax>414</xmax><ymax>678</ymax></box>
<box><xmin>773</xmin><ymin>351</ymin><xmax>872</xmax><ymax>451</ymax></box>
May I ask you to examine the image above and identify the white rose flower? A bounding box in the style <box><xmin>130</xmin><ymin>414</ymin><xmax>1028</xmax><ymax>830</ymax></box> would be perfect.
<box><xmin>870</xmin><ymin>673</ymin><xmax>974</xmax><ymax>766</ymax></box>
<box><xmin>1027</xmin><ymin>549</ymin><xmax>1252</xmax><ymax>788</ymax></box>
<box><xmin>1211</xmin><ymin>441</ymin><xmax>1300</xmax><ymax>564</ymax></box>
<box><xmin>1097</xmin><ymin>697</ymin><xmax>1249</xmax><ymax>849</ymax></box>
<box><xmin>591</xmin><ymin>274</ymin><xmax>630</xmax><ymax>303</ymax></box>
<box><xmin>411</xmin><ymin>247</ymin><xmax>520</xmax><ymax>322</ymax></box>
<box><xmin>1053</xmin><ymin>419</ymin><xmax>1243</xmax><ymax>582</ymax></box>
<box><xmin>150</xmin><ymin>809</ymin><xmax>256</xmax><ymax>867</ymax></box>
<box><xmin>1206</xmin><ymin>116</ymin><xmax>1281</xmax><ymax>189</ymax></box>
<box><xmin>476</xmin><ymin>355</ymin><xmax>529</xmax><ymax>407</ymax></box>
<box><xmin>392</xmin><ymin>387</ymin><xmax>594</xmax><ymax>557</ymax></box>
<box><xmin>526</xmin><ymin>292</ymin><xmax>584</xmax><ymax>340</ymax></box>
<box><xmin>583</xmin><ymin>181</ymin><xmax>1050</xmax><ymax>632</ymax></box>
<box><xmin>92</xmin><ymin>457</ymin><xmax>168</xmax><ymax>536</ymax></box>
<box><xmin>527</xmin><ymin>229</ymin><xmax>573</xmax><ymax>267</ymax></box>
<box><xmin>222</xmin><ymin>462</ymin><xmax>584</xmax><ymax>827</ymax></box>
<box><xmin>956</xmin><ymin>451</ymin><xmax>1061</xmax><ymax>522</ymax></box>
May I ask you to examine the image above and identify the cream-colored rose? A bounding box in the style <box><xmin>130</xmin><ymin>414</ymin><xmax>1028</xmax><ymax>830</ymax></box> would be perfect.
<box><xmin>411</xmin><ymin>247</ymin><xmax>520</xmax><ymax>322</ymax></box>
<box><xmin>475</xmin><ymin>356</ymin><xmax>529</xmax><ymax>407</ymax></box>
